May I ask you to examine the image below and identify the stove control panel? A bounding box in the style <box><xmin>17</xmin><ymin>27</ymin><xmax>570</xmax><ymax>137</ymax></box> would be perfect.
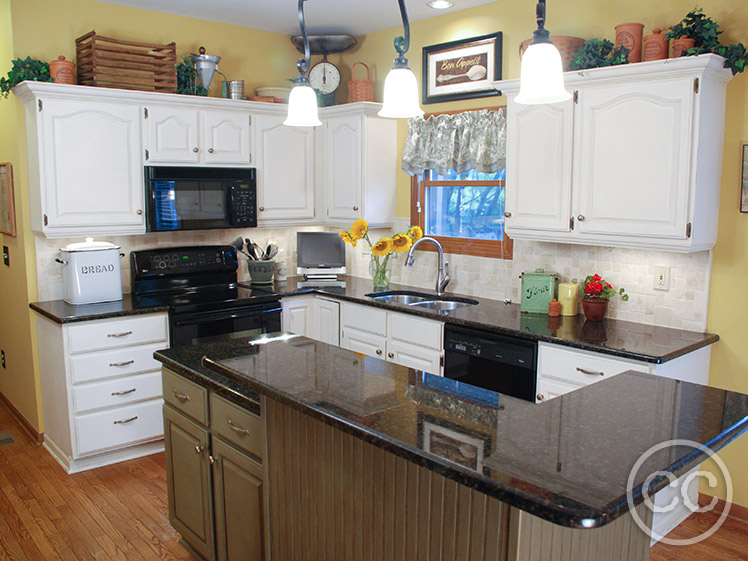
<box><xmin>131</xmin><ymin>245</ymin><xmax>238</xmax><ymax>278</ymax></box>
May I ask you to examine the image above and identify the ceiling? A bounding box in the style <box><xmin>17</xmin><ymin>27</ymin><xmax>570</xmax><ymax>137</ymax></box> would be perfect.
<box><xmin>96</xmin><ymin>0</ymin><xmax>499</xmax><ymax>36</ymax></box>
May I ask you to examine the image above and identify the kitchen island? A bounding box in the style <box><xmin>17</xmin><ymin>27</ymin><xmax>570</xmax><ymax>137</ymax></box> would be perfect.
<box><xmin>155</xmin><ymin>335</ymin><xmax>748</xmax><ymax>561</ymax></box>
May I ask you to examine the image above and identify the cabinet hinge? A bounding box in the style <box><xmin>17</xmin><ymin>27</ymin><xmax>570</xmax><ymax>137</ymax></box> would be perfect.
<box><xmin>570</xmin><ymin>216</ymin><xmax>575</xmax><ymax>230</ymax></box>
<box><xmin>693</xmin><ymin>78</ymin><xmax>700</xmax><ymax>94</ymax></box>
<box><xmin>439</xmin><ymin>355</ymin><xmax>444</xmax><ymax>368</ymax></box>
<box><xmin>248</xmin><ymin>115</ymin><xmax>251</xmax><ymax>125</ymax></box>
<box><xmin>144</xmin><ymin>107</ymin><xmax>148</xmax><ymax>119</ymax></box>
<box><xmin>416</xmin><ymin>201</ymin><xmax>422</xmax><ymax>214</ymax></box>
<box><xmin>145</xmin><ymin>149</ymin><xmax>150</xmax><ymax>161</ymax></box>
<box><xmin>38</xmin><ymin>99</ymin><xmax>43</xmax><ymax>112</ymax></box>
<box><xmin>43</xmin><ymin>214</ymin><xmax>48</xmax><ymax>226</ymax></box>
<box><xmin>686</xmin><ymin>222</ymin><xmax>692</xmax><ymax>238</ymax></box>
<box><xmin>326</xmin><ymin>209</ymin><xmax>329</xmax><ymax>216</ymax></box>
<box><xmin>573</xmin><ymin>90</ymin><xmax>579</xmax><ymax>104</ymax></box>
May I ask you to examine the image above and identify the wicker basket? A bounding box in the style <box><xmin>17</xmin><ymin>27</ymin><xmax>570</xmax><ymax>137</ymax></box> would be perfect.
<box><xmin>519</xmin><ymin>36</ymin><xmax>585</xmax><ymax>71</ymax></box>
<box><xmin>75</xmin><ymin>30</ymin><xmax>177</xmax><ymax>92</ymax></box>
<box><xmin>348</xmin><ymin>62</ymin><xmax>374</xmax><ymax>103</ymax></box>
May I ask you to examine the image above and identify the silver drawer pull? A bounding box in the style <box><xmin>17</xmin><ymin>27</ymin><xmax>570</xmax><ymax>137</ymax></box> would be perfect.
<box><xmin>107</xmin><ymin>331</ymin><xmax>132</xmax><ymax>338</ymax></box>
<box><xmin>227</xmin><ymin>419</ymin><xmax>250</xmax><ymax>436</ymax></box>
<box><xmin>172</xmin><ymin>390</ymin><xmax>190</xmax><ymax>402</ymax></box>
<box><xmin>113</xmin><ymin>416</ymin><xmax>138</xmax><ymax>425</ymax></box>
<box><xmin>111</xmin><ymin>388</ymin><xmax>136</xmax><ymax>396</ymax></box>
<box><xmin>109</xmin><ymin>360</ymin><xmax>135</xmax><ymax>367</ymax></box>
<box><xmin>576</xmin><ymin>367</ymin><xmax>604</xmax><ymax>377</ymax></box>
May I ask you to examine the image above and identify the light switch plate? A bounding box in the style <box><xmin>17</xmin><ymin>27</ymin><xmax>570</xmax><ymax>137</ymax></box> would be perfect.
<box><xmin>654</xmin><ymin>265</ymin><xmax>670</xmax><ymax>291</ymax></box>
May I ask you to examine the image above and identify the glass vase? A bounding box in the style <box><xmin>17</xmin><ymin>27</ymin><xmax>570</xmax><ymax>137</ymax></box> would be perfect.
<box><xmin>369</xmin><ymin>253</ymin><xmax>393</xmax><ymax>290</ymax></box>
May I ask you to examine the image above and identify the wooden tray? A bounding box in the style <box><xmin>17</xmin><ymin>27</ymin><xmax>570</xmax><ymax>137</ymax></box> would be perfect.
<box><xmin>75</xmin><ymin>30</ymin><xmax>177</xmax><ymax>92</ymax></box>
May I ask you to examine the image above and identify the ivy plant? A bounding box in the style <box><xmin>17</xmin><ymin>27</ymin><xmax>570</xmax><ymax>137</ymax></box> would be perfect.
<box><xmin>175</xmin><ymin>56</ymin><xmax>208</xmax><ymax>96</ymax></box>
<box><xmin>0</xmin><ymin>57</ymin><xmax>54</xmax><ymax>98</ymax></box>
<box><xmin>569</xmin><ymin>39</ymin><xmax>630</xmax><ymax>71</ymax></box>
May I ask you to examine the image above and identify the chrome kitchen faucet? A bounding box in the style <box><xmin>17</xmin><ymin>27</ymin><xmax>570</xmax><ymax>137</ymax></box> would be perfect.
<box><xmin>405</xmin><ymin>237</ymin><xmax>450</xmax><ymax>296</ymax></box>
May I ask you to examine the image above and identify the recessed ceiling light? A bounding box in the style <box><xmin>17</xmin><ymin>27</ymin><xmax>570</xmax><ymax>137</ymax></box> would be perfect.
<box><xmin>427</xmin><ymin>0</ymin><xmax>454</xmax><ymax>9</ymax></box>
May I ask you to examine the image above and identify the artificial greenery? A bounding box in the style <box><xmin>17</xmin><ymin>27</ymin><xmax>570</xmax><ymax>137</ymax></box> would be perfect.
<box><xmin>0</xmin><ymin>57</ymin><xmax>54</xmax><ymax>98</ymax></box>
<box><xmin>569</xmin><ymin>39</ymin><xmax>630</xmax><ymax>71</ymax></box>
<box><xmin>666</xmin><ymin>8</ymin><xmax>748</xmax><ymax>75</ymax></box>
<box><xmin>175</xmin><ymin>56</ymin><xmax>208</xmax><ymax>96</ymax></box>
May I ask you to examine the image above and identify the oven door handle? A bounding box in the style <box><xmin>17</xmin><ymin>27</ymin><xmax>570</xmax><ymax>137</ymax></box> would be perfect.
<box><xmin>171</xmin><ymin>304</ymin><xmax>281</xmax><ymax>327</ymax></box>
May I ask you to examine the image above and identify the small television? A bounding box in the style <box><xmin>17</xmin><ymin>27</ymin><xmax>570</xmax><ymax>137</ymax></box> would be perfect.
<box><xmin>296</xmin><ymin>232</ymin><xmax>346</xmax><ymax>279</ymax></box>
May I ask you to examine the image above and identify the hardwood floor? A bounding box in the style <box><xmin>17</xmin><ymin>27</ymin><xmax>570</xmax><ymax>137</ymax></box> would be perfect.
<box><xmin>1</xmin><ymin>399</ymin><xmax>746</xmax><ymax>561</ymax></box>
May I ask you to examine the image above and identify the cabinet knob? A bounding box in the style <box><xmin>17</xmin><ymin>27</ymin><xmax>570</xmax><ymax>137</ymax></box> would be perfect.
<box><xmin>193</xmin><ymin>147</ymin><xmax>199</xmax><ymax>153</ymax></box>
<box><xmin>536</xmin><ymin>394</ymin><xmax>545</xmax><ymax>401</ymax></box>
<box><xmin>136</xmin><ymin>209</ymin><xmax>143</xmax><ymax>215</ymax></box>
<box><xmin>504</xmin><ymin>211</ymin><xmax>512</xmax><ymax>218</ymax></box>
<box><xmin>577</xmin><ymin>215</ymin><xmax>586</xmax><ymax>221</ymax></box>
<box><xmin>208</xmin><ymin>148</ymin><xmax>214</xmax><ymax>153</ymax></box>
<box><xmin>376</xmin><ymin>349</ymin><xmax>383</xmax><ymax>356</ymax></box>
<box><xmin>259</xmin><ymin>206</ymin><xmax>265</xmax><ymax>212</ymax></box>
<box><xmin>353</xmin><ymin>206</ymin><xmax>359</xmax><ymax>211</ymax></box>
<box><xmin>195</xmin><ymin>445</ymin><xmax>204</xmax><ymax>454</ymax></box>
<box><xmin>209</xmin><ymin>455</ymin><xmax>215</xmax><ymax>465</ymax></box>
<box><xmin>387</xmin><ymin>352</ymin><xmax>394</xmax><ymax>359</ymax></box>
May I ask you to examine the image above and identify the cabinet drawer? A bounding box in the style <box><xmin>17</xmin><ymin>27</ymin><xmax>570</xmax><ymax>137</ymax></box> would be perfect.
<box><xmin>163</xmin><ymin>369</ymin><xmax>208</xmax><ymax>425</ymax></box>
<box><xmin>341</xmin><ymin>302</ymin><xmax>387</xmax><ymax>336</ymax></box>
<box><xmin>387</xmin><ymin>312</ymin><xmax>443</xmax><ymax>351</ymax></box>
<box><xmin>536</xmin><ymin>376</ymin><xmax>580</xmax><ymax>402</ymax></box>
<box><xmin>538</xmin><ymin>343</ymin><xmax>650</xmax><ymax>387</ymax></box>
<box><xmin>75</xmin><ymin>398</ymin><xmax>163</xmax><ymax>457</ymax></box>
<box><xmin>67</xmin><ymin>314</ymin><xmax>168</xmax><ymax>354</ymax></box>
<box><xmin>73</xmin><ymin>371</ymin><xmax>162</xmax><ymax>414</ymax></box>
<box><xmin>70</xmin><ymin>342</ymin><xmax>166</xmax><ymax>384</ymax></box>
<box><xmin>210</xmin><ymin>394</ymin><xmax>265</xmax><ymax>460</ymax></box>
<box><xmin>340</xmin><ymin>327</ymin><xmax>386</xmax><ymax>358</ymax></box>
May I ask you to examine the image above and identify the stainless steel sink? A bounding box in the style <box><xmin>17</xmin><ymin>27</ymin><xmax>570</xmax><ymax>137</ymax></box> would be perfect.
<box><xmin>410</xmin><ymin>299</ymin><xmax>478</xmax><ymax>311</ymax></box>
<box><xmin>365</xmin><ymin>291</ymin><xmax>430</xmax><ymax>305</ymax></box>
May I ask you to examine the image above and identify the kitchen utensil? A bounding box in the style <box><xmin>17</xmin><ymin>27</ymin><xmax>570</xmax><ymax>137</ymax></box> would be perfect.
<box><xmin>520</xmin><ymin>269</ymin><xmax>558</xmax><ymax>314</ymax></box>
<box><xmin>55</xmin><ymin>238</ymin><xmax>124</xmax><ymax>305</ymax></box>
<box><xmin>244</xmin><ymin>238</ymin><xmax>256</xmax><ymax>260</ymax></box>
<box><xmin>225</xmin><ymin>80</ymin><xmax>244</xmax><ymax>100</ymax></box>
<box><xmin>191</xmin><ymin>46</ymin><xmax>225</xmax><ymax>90</ymax></box>
<box><xmin>266</xmin><ymin>243</ymin><xmax>279</xmax><ymax>260</ymax></box>
<box><xmin>252</xmin><ymin>241</ymin><xmax>265</xmax><ymax>260</ymax></box>
<box><xmin>232</xmin><ymin>236</ymin><xmax>252</xmax><ymax>259</ymax></box>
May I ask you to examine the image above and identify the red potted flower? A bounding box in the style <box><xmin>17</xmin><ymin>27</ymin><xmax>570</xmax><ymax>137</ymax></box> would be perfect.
<box><xmin>578</xmin><ymin>274</ymin><xmax>628</xmax><ymax>321</ymax></box>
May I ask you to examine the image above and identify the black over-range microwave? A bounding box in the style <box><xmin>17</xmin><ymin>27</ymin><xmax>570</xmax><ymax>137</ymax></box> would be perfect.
<box><xmin>145</xmin><ymin>166</ymin><xmax>257</xmax><ymax>232</ymax></box>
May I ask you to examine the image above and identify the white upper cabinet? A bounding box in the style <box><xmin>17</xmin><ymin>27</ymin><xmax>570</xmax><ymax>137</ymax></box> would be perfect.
<box><xmin>17</xmin><ymin>84</ymin><xmax>145</xmax><ymax>237</ymax></box>
<box><xmin>143</xmin><ymin>105</ymin><xmax>251</xmax><ymax>166</ymax></box>
<box><xmin>321</xmin><ymin>104</ymin><xmax>397</xmax><ymax>228</ymax></box>
<box><xmin>498</xmin><ymin>54</ymin><xmax>733</xmax><ymax>252</ymax></box>
<box><xmin>254</xmin><ymin>112</ymin><xmax>315</xmax><ymax>222</ymax></box>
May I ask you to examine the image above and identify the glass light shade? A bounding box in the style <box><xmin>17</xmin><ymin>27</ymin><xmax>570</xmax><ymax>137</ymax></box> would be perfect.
<box><xmin>427</xmin><ymin>0</ymin><xmax>453</xmax><ymax>9</ymax></box>
<box><xmin>284</xmin><ymin>84</ymin><xmax>322</xmax><ymax>127</ymax></box>
<box><xmin>378</xmin><ymin>67</ymin><xmax>424</xmax><ymax>118</ymax></box>
<box><xmin>514</xmin><ymin>42</ymin><xmax>571</xmax><ymax>105</ymax></box>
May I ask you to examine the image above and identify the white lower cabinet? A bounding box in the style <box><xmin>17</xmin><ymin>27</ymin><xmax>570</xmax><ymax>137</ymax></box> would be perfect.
<box><xmin>35</xmin><ymin>312</ymin><xmax>169</xmax><ymax>473</ymax></box>
<box><xmin>281</xmin><ymin>296</ymin><xmax>340</xmax><ymax>346</ymax></box>
<box><xmin>340</xmin><ymin>301</ymin><xmax>444</xmax><ymax>375</ymax></box>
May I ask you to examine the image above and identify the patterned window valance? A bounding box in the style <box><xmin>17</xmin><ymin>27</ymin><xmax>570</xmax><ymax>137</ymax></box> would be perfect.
<box><xmin>401</xmin><ymin>108</ymin><xmax>507</xmax><ymax>176</ymax></box>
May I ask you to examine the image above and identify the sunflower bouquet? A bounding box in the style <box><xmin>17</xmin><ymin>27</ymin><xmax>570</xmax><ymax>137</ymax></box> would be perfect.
<box><xmin>340</xmin><ymin>219</ymin><xmax>423</xmax><ymax>288</ymax></box>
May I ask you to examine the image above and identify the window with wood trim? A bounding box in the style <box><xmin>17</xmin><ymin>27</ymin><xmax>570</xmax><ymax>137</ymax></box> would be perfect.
<box><xmin>411</xmin><ymin>168</ymin><xmax>513</xmax><ymax>259</ymax></box>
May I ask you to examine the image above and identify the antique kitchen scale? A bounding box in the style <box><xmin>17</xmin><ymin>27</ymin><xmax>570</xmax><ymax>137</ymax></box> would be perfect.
<box><xmin>290</xmin><ymin>34</ymin><xmax>357</xmax><ymax>106</ymax></box>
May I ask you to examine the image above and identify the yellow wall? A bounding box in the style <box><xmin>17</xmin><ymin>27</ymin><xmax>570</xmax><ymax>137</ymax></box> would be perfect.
<box><xmin>341</xmin><ymin>0</ymin><xmax>748</xmax><ymax>507</ymax></box>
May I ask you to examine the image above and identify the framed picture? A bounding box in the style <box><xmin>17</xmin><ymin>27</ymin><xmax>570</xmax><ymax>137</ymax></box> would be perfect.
<box><xmin>422</xmin><ymin>32</ymin><xmax>502</xmax><ymax>105</ymax></box>
<box><xmin>741</xmin><ymin>143</ymin><xmax>748</xmax><ymax>213</ymax></box>
<box><xmin>0</xmin><ymin>163</ymin><xmax>16</xmax><ymax>237</ymax></box>
<box><xmin>417</xmin><ymin>412</ymin><xmax>492</xmax><ymax>476</ymax></box>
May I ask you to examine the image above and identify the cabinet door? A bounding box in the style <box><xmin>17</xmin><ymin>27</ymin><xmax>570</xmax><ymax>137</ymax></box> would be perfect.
<box><xmin>316</xmin><ymin>298</ymin><xmax>340</xmax><ymax>346</ymax></box>
<box><xmin>202</xmin><ymin>110</ymin><xmax>251</xmax><ymax>165</ymax></box>
<box><xmin>212</xmin><ymin>437</ymin><xmax>266</xmax><ymax>561</ymax></box>
<box><xmin>386</xmin><ymin>340</ymin><xmax>442</xmax><ymax>375</ymax></box>
<box><xmin>163</xmin><ymin>405</ymin><xmax>214</xmax><ymax>561</ymax></box>
<box><xmin>254</xmin><ymin>113</ymin><xmax>315</xmax><ymax>221</ymax></box>
<box><xmin>340</xmin><ymin>326</ymin><xmax>386</xmax><ymax>359</ymax></box>
<box><xmin>144</xmin><ymin>106</ymin><xmax>200</xmax><ymax>163</ymax></box>
<box><xmin>505</xmin><ymin>97</ymin><xmax>573</xmax><ymax>234</ymax></box>
<box><xmin>573</xmin><ymin>78</ymin><xmax>694</xmax><ymax>240</ymax></box>
<box><xmin>281</xmin><ymin>296</ymin><xmax>315</xmax><ymax>338</ymax></box>
<box><xmin>325</xmin><ymin>114</ymin><xmax>362</xmax><ymax>221</ymax></box>
<box><xmin>40</xmin><ymin>99</ymin><xmax>145</xmax><ymax>233</ymax></box>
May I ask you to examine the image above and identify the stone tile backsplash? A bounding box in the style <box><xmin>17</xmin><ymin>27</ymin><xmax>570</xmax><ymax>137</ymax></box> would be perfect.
<box><xmin>35</xmin><ymin>218</ymin><xmax>712</xmax><ymax>332</ymax></box>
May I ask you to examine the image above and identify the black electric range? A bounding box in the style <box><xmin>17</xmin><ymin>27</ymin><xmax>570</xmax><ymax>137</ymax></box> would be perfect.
<box><xmin>131</xmin><ymin>245</ymin><xmax>282</xmax><ymax>346</ymax></box>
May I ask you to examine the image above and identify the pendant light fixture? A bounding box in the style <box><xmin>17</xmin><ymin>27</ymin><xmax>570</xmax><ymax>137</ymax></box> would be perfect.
<box><xmin>514</xmin><ymin>0</ymin><xmax>571</xmax><ymax>105</ymax></box>
<box><xmin>284</xmin><ymin>0</ymin><xmax>322</xmax><ymax>127</ymax></box>
<box><xmin>378</xmin><ymin>0</ymin><xmax>424</xmax><ymax>118</ymax></box>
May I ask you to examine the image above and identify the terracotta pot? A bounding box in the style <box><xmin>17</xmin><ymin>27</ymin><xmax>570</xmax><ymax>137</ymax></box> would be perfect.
<box><xmin>49</xmin><ymin>55</ymin><xmax>75</xmax><ymax>84</ymax></box>
<box><xmin>672</xmin><ymin>37</ymin><xmax>696</xmax><ymax>58</ymax></box>
<box><xmin>582</xmin><ymin>298</ymin><xmax>609</xmax><ymax>322</ymax></box>
<box><xmin>519</xmin><ymin>35</ymin><xmax>586</xmax><ymax>71</ymax></box>
<box><xmin>643</xmin><ymin>29</ymin><xmax>669</xmax><ymax>61</ymax></box>
<box><xmin>615</xmin><ymin>22</ymin><xmax>644</xmax><ymax>63</ymax></box>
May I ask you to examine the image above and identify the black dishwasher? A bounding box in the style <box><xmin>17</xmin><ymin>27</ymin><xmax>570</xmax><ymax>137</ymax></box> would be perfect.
<box><xmin>443</xmin><ymin>325</ymin><xmax>538</xmax><ymax>402</ymax></box>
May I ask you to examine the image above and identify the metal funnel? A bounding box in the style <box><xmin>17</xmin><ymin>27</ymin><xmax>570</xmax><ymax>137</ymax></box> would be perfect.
<box><xmin>191</xmin><ymin>47</ymin><xmax>222</xmax><ymax>89</ymax></box>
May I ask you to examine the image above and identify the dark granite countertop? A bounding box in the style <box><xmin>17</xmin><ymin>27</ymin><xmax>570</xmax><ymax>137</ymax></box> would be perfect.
<box><xmin>154</xmin><ymin>335</ymin><xmax>748</xmax><ymax>529</ymax></box>
<box><xmin>31</xmin><ymin>275</ymin><xmax>719</xmax><ymax>363</ymax></box>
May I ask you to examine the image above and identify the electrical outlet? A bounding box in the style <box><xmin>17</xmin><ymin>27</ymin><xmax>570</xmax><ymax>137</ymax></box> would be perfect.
<box><xmin>654</xmin><ymin>266</ymin><xmax>670</xmax><ymax>291</ymax></box>
<box><xmin>2</xmin><ymin>245</ymin><xmax>8</xmax><ymax>267</ymax></box>
<box><xmin>1</xmin><ymin>350</ymin><xmax>5</xmax><ymax>369</ymax></box>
